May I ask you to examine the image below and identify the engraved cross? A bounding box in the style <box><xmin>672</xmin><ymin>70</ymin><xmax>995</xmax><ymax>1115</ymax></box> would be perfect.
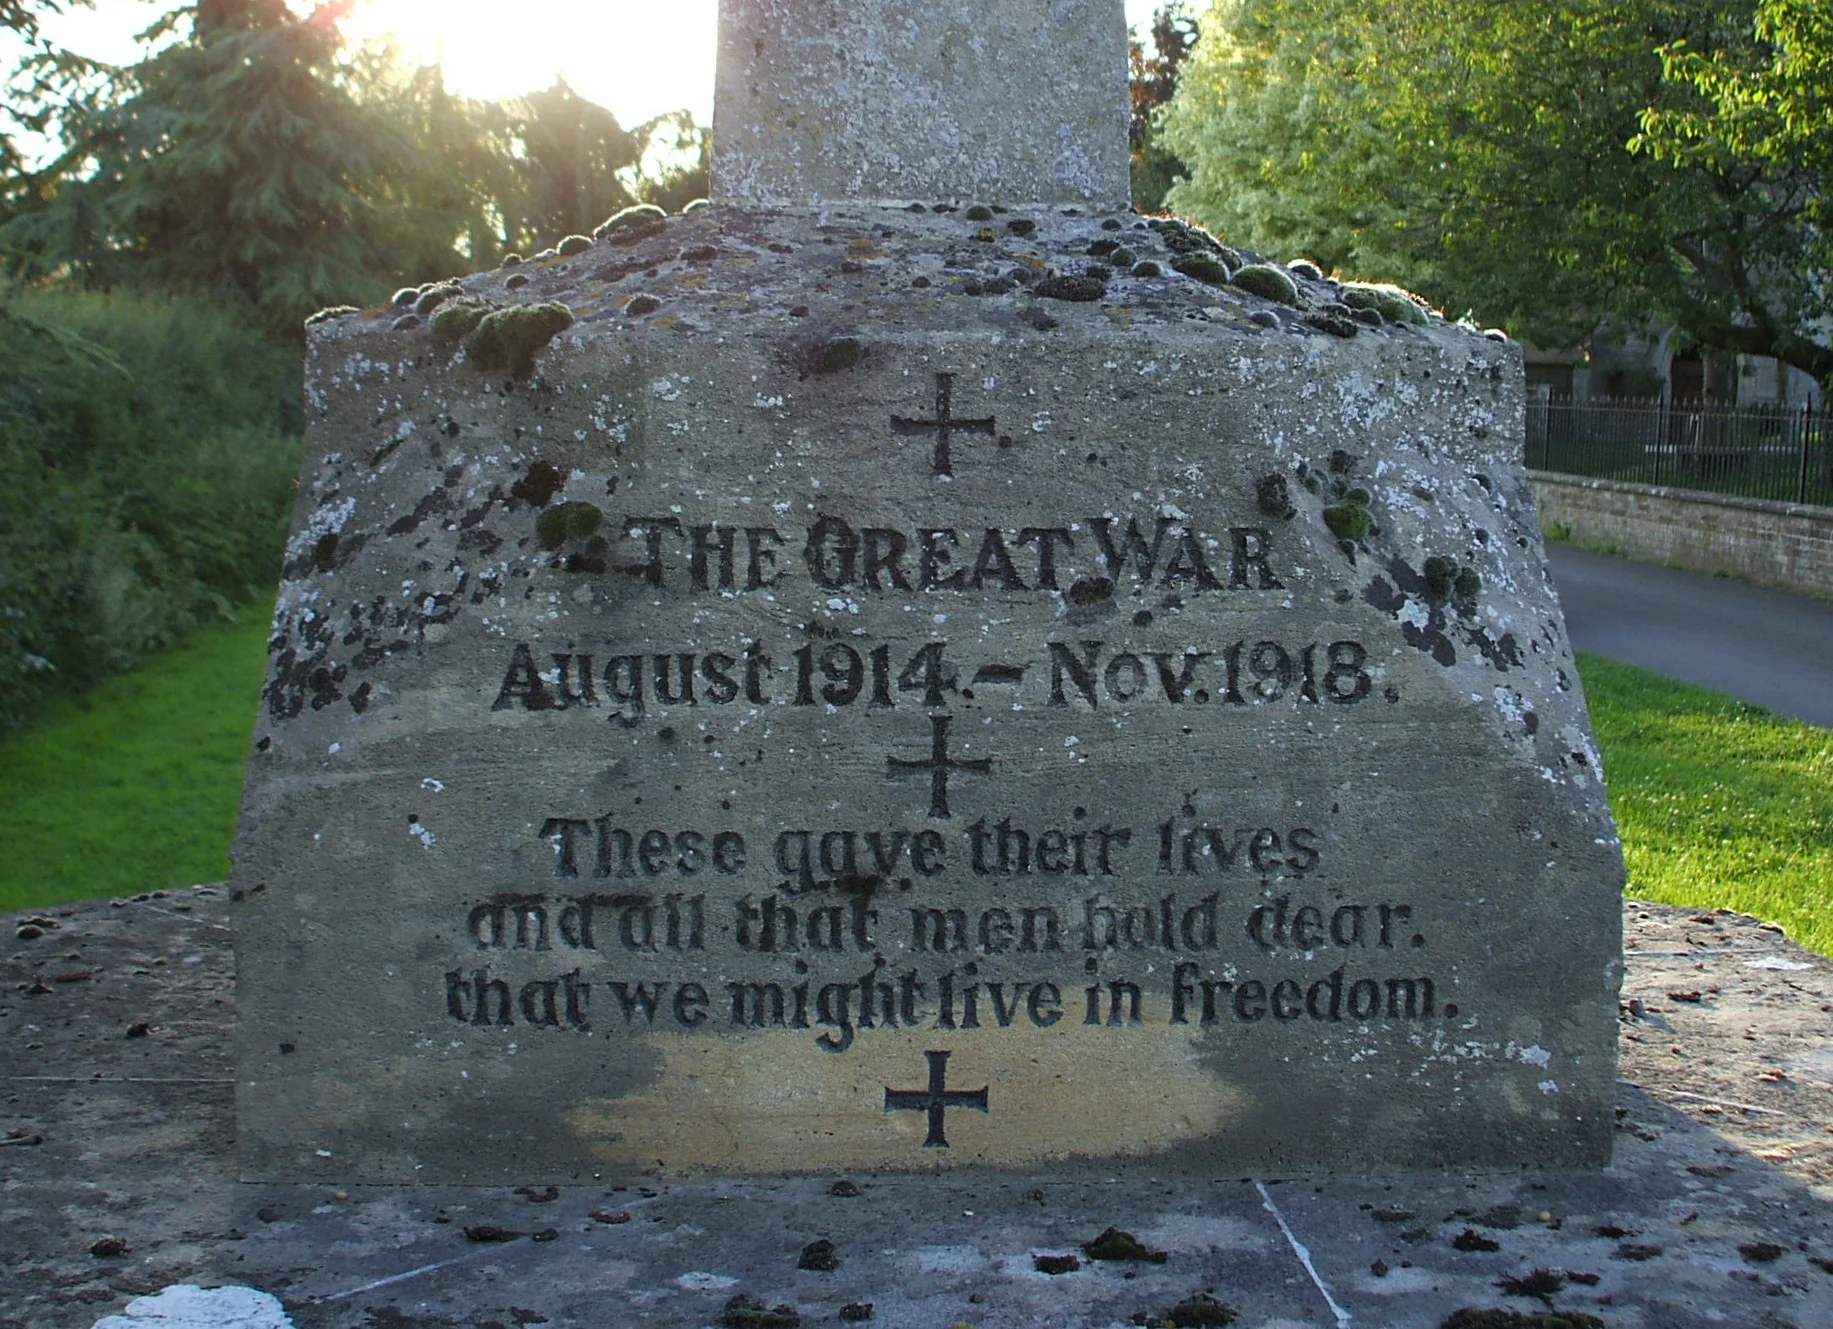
<box><xmin>884</xmin><ymin>1050</ymin><xmax>988</xmax><ymax>1148</ymax></box>
<box><xmin>886</xmin><ymin>714</ymin><xmax>991</xmax><ymax>820</ymax></box>
<box><xmin>891</xmin><ymin>372</ymin><xmax>995</xmax><ymax>478</ymax></box>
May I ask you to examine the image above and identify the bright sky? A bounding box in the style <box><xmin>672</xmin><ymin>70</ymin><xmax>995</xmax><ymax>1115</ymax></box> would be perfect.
<box><xmin>21</xmin><ymin>0</ymin><xmax>1173</xmax><ymax>130</ymax></box>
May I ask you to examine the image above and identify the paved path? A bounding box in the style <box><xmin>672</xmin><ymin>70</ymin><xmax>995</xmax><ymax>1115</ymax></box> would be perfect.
<box><xmin>6</xmin><ymin>888</ymin><xmax>1833</xmax><ymax>1329</ymax></box>
<box><xmin>1547</xmin><ymin>544</ymin><xmax>1833</xmax><ymax>729</ymax></box>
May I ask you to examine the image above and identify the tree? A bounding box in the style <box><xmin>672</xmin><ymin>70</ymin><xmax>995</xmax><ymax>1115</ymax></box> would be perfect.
<box><xmin>1130</xmin><ymin>3</ymin><xmax>1199</xmax><ymax>212</ymax></box>
<box><xmin>1636</xmin><ymin>0</ymin><xmax>1833</xmax><ymax>383</ymax></box>
<box><xmin>1160</xmin><ymin>0</ymin><xmax>1832</xmax><ymax>387</ymax></box>
<box><xmin>3</xmin><ymin>0</ymin><xmax>417</xmax><ymax>332</ymax></box>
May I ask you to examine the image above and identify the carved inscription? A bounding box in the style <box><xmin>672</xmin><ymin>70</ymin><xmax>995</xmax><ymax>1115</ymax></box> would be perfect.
<box><xmin>428</xmin><ymin>384</ymin><xmax>1484</xmax><ymax>1152</ymax></box>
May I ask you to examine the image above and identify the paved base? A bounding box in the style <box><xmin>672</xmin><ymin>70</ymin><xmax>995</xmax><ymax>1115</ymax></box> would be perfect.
<box><xmin>1547</xmin><ymin>543</ymin><xmax>1833</xmax><ymax>729</ymax></box>
<box><xmin>5</xmin><ymin>886</ymin><xmax>1833</xmax><ymax>1328</ymax></box>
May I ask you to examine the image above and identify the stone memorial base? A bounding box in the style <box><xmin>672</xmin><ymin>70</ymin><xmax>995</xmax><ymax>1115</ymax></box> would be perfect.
<box><xmin>5</xmin><ymin>887</ymin><xmax>1832</xmax><ymax>1328</ymax></box>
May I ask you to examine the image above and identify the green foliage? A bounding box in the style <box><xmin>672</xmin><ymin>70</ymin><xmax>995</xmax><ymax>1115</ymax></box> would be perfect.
<box><xmin>0</xmin><ymin>602</ymin><xmax>270</xmax><ymax>911</ymax></box>
<box><xmin>0</xmin><ymin>286</ymin><xmax>300</xmax><ymax>728</ymax></box>
<box><xmin>1162</xmin><ymin>0</ymin><xmax>1832</xmax><ymax>387</ymax></box>
<box><xmin>1130</xmin><ymin>5</ymin><xmax>1199</xmax><ymax>212</ymax></box>
<box><xmin>1</xmin><ymin>5</ymin><xmax>712</xmax><ymax>331</ymax></box>
<box><xmin>429</xmin><ymin>296</ymin><xmax>490</xmax><ymax>347</ymax></box>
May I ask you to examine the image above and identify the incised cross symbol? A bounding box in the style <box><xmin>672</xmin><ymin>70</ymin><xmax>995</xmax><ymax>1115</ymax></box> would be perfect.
<box><xmin>886</xmin><ymin>714</ymin><xmax>991</xmax><ymax>820</ymax></box>
<box><xmin>883</xmin><ymin>1049</ymin><xmax>989</xmax><ymax>1148</ymax></box>
<box><xmin>891</xmin><ymin>372</ymin><xmax>995</xmax><ymax>478</ymax></box>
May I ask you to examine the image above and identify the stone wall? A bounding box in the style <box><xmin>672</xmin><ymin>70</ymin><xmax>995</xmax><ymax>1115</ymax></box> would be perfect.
<box><xmin>1528</xmin><ymin>470</ymin><xmax>1833</xmax><ymax>596</ymax></box>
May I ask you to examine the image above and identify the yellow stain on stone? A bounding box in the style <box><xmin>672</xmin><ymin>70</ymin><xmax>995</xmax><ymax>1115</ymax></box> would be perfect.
<box><xmin>1104</xmin><ymin>307</ymin><xmax>1137</xmax><ymax>326</ymax></box>
<box><xmin>566</xmin><ymin>1024</ymin><xmax>1244</xmax><ymax>1172</ymax></box>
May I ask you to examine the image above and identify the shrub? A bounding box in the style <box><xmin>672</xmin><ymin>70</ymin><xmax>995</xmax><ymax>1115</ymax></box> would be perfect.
<box><xmin>0</xmin><ymin>288</ymin><xmax>302</xmax><ymax>728</ymax></box>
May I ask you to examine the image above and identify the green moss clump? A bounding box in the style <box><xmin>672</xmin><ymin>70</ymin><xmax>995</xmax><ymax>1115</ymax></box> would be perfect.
<box><xmin>1424</xmin><ymin>555</ymin><xmax>1458</xmax><ymax>600</ymax></box>
<box><xmin>1323</xmin><ymin>501</ymin><xmax>1372</xmax><ymax>542</ymax></box>
<box><xmin>1131</xmin><ymin>260</ymin><xmax>1163</xmax><ymax>278</ymax></box>
<box><xmin>681</xmin><ymin>197</ymin><xmax>710</xmax><ymax>212</ymax></box>
<box><xmin>593</xmin><ymin>203</ymin><xmax>667</xmax><ymax>240</ymax></box>
<box><xmin>505</xmin><ymin>274</ymin><xmax>529</xmax><ymax>290</ymax></box>
<box><xmin>1166</xmin><ymin>1294</ymin><xmax>1236</xmax><ymax>1326</ymax></box>
<box><xmin>810</xmin><ymin>338</ymin><xmax>866</xmax><ymax>374</ymax></box>
<box><xmin>536</xmin><ymin>501</ymin><xmax>602</xmax><ymax>550</ymax></box>
<box><xmin>1454</xmin><ymin>566</ymin><xmax>1483</xmax><ymax>599</ymax></box>
<box><xmin>430</xmin><ymin>299</ymin><xmax>491</xmax><ymax>348</ymax></box>
<box><xmin>1439</xmin><ymin>1312</ymin><xmax>1604</xmax><ymax>1329</ymax></box>
<box><xmin>625</xmin><ymin>294</ymin><xmax>662</xmax><ymax>317</ymax></box>
<box><xmin>721</xmin><ymin>1296</ymin><xmax>801</xmax><ymax>1329</ymax></box>
<box><xmin>499</xmin><ymin>253</ymin><xmax>522</xmax><ymax>268</ymax></box>
<box><xmin>556</xmin><ymin>234</ymin><xmax>593</xmax><ymax>257</ymax></box>
<box><xmin>965</xmin><ymin>204</ymin><xmax>994</xmax><ymax>221</ymax></box>
<box><xmin>463</xmin><ymin>302</ymin><xmax>575</xmax><ymax>377</ymax></box>
<box><xmin>1341</xmin><ymin>282</ymin><xmax>1429</xmax><ymax>325</ymax></box>
<box><xmin>1034</xmin><ymin>275</ymin><xmax>1106</xmax><ymax>302</ymax></box>
<box><xmin>414</xmin><ymin>282</ymin><xmax>463</xmax><ymax>316</ymax></box>
<box><xmin>1231</xmin><ymin>263</ymin><xmax>1299</xmax><ymax>305</ymax></box>
<box><xmin>304</xmin><ymin>306</ymin><xmax>357</xmax><ymax>326</ymax></box>
<box><xmin>1173</xmin><ymin>254</ymin><xmax>1230</xmax><ymax>287</ymax></box>
<box><xmin>1288</xmin><ymin>259</ymin><xmax>1324</xmax><ymax>281</ymax></box>
<box><xmin>1081</xmin><ymin>1227</ymin><xmax>1168</xmax><ymax>1263</ymax></box>
<box><xmin>392</xmin><ymin>287</ymin><xmax>420</xmax><ymax>306</ymax></box>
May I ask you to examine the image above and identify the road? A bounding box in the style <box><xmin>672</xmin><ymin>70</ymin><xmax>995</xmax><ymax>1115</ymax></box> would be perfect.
<box><xmin>1547</xmin><ymin>544</ymin><xmax>1833</xmax><ymax>728</ymax></box>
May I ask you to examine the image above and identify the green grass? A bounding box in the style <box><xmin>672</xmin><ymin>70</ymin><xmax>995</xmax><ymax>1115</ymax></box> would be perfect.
<box><xmin>1579</xmin><ymin>651</ymin><xmax>1833</xmax><ymax>955</ymax></box>
<box><xmin>0</xmin><ymin>605</ymin><xmax>270</xmax><ymax>913</ymax></box>
<box><xmin>2</xmin><ymin>627</ymin><xmax>1829</xmax><ymax>958</ymax></box>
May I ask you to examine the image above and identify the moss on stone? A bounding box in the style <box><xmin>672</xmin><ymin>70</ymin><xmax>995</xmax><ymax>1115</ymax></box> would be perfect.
<box><xmin>1424</xmin><ymin>555</ymin><xmax>1458</xmax><ymax>600</ymax></box>
<box><xmin>965</xmin><ymin>204</ymin><xmax>994</xmax><ymax>221</ymax></box>
<box><xmin>1172</xmin><ymin>254</ymin><xmax>1230</xmax><ymax>287</ymax></box>
<box><xmin>721</xmin><ymin>1296</ymin><xmax>800</xmax><ymax>1328</ymax></box>
<box><xmin>1131</xmin><ymin>260</ymin><xmax>1163</xmax><ymax>278</ymax></box>
<box><xmin>1323</xmin><ymin>501</ymin><xmax>1372</xmax><ymax>542</ymax></box>
<box><xmin>430</xmin><ymin>299</ymin><xmax>492</xmax><ymax>348</ymax></box>
<box><xmin>1341</xmin><ymin>282</ymin><xmax>1429</xmax><ymax>325</ymax></box>
<box><xmin>499</xmin><ymin>253</ymin><xmax>522</xmax><ymax>267</ymax></box>
<box><xmin>1166</xmin><ymin>1293</ymin><xmax>1236</xmax><ymax>1326</ymax></box>
<box><xmin>1034</xmin><ymin>275</ymin><xmax>1106</xmax><ymax>302</ymax></box>
<box><xmin>414</xmin><ymin>283</ymin><xmax>463</xmax><ymax>316</ymax></box>
<box><xmin>556</xmin><ymin>234</ymin><xmax>593</xmax><ymax>257</ymax></box>
<box><xmin>1439</xmin><ymin>1312</ymin><xmax>1604</xmax><ymax>1329</ymax></box>
<box><xmin>505</xmin><ymin>273</ymin><xmax>529</xmax><ymax>290</ymax></box>
<box><xmin>593</xmin><ymin>203</ymin><xmax>667</xmax><ymax>240</ymax></box>
<box><xmin>810</xmin><ymin>337</ymin><xmax>866</xmax><ymax>374</ymax></box>
<box><xmin>1231</xmin><ymin>263</ymin><xmax>1299</xmax><ymax>305</ymax></box>
<box><xmin>1081</xmin><ymin>1226</ymin><xmax>1167</xmax><ymax>1263</ymax></box>
<box><xmin>1455</xmin><ymin>566</ymin><xmax>1483</xmax><ymax>599</ymax></box>
<box><xmin>463</xmin><ymin>302</ymin><xmax>575</xmax><ymax>378</ymax></box>
<box><xmin>625</xmin><ymin>294</ymin><xmax>662</xmax><ymax>317</ymax></box>
<box><xmin>1287</xmin><ymin>259</ymin><xmax>1325</xmax><ymax>281</ymax></box>
<box><xmin>304</xmin><ymin>306</ymin><xmax>357</xmax><ymax>326</ymax></box>
<box><xmin>391</xmin><ymin>287</ymin><xmax>420</xmax><ymax>306</ymax></box>
<box><xmin>536</xmin><ymin>501</ymin><xmax>602</xmax><ymax>551</ymax></box>
<box><xmin>681</xmin><ymin>197</ymin><xmax>710</xmax><ymax>212</ymax></box>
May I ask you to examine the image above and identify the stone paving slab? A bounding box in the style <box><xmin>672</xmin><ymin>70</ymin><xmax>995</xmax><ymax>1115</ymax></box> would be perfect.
<box><xmin>5</xmin><ymin>887</ymin><xmax>1832</xmax><ymax>1328</ymax></box>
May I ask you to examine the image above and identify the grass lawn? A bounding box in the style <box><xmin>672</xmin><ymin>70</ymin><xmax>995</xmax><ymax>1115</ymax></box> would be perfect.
<box><xmin>0</xmin><ymin>606</ymin><xmax>270</xmax><ymax>914</ymax></box>
<box><xmin>1578</xmin><ymin>650</ymin><xmax>1833</xmax><ymax>955</ymax></box>
<box><xmin>1</xmin><ymin>627</ymin><xmax>1828</xmax><ymax>955</ymax></box>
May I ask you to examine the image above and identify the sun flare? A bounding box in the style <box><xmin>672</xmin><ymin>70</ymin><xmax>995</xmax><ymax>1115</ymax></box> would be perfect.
<box><xmin>341</xmin><ymin>0</ymin><xmax>721</xmax><ymax>128</ymax></box>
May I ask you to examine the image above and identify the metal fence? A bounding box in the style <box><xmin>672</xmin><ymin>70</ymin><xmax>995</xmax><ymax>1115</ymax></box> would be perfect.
<box><xmin>1525</xmin><ymin>395</ymin><xmax>1830</xmax><ymax>508</ymax></box>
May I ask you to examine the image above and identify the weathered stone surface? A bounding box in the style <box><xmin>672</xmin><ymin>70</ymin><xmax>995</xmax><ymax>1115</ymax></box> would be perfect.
<box><xmin>7</xmin><ymin>892</ymin><xmax>1831</xmax><ymax>1328</ymax></box>
<box><xmin>712</xmin><ymin>0</ymin><xmax>1130</xmax><ymax>206</ymax></box>
<box><xmin>233</xmin><ymin>202</ymin><xmax>1623</xmax><ymax>1182</ymax></box>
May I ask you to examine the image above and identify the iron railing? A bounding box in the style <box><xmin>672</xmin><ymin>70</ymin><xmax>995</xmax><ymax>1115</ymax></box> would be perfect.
<box><xmin>1526</xmin><ymin>395</ymin><xmax>1830</xmax><ymax>508</ymax></box>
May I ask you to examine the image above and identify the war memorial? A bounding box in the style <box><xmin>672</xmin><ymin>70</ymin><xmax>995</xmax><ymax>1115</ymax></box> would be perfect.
<box><xmin>6</xmin><ymin>3</ymin><xmax>1831</xmax><ymax>1327</ymax></box>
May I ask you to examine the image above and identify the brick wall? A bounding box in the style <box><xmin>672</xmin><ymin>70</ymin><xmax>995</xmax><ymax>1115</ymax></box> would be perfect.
<box><xmin>1528</xmin><ymin>470</ymin><xmax>1833</xmax><ymax>597</ymax></box>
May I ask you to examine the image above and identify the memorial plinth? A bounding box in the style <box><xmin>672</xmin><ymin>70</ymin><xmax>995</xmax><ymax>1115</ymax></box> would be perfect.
<box><xmin>233</xmin><ymin>0</ymin><xmax>1623</xmax><ymax>1183</ymax></box>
